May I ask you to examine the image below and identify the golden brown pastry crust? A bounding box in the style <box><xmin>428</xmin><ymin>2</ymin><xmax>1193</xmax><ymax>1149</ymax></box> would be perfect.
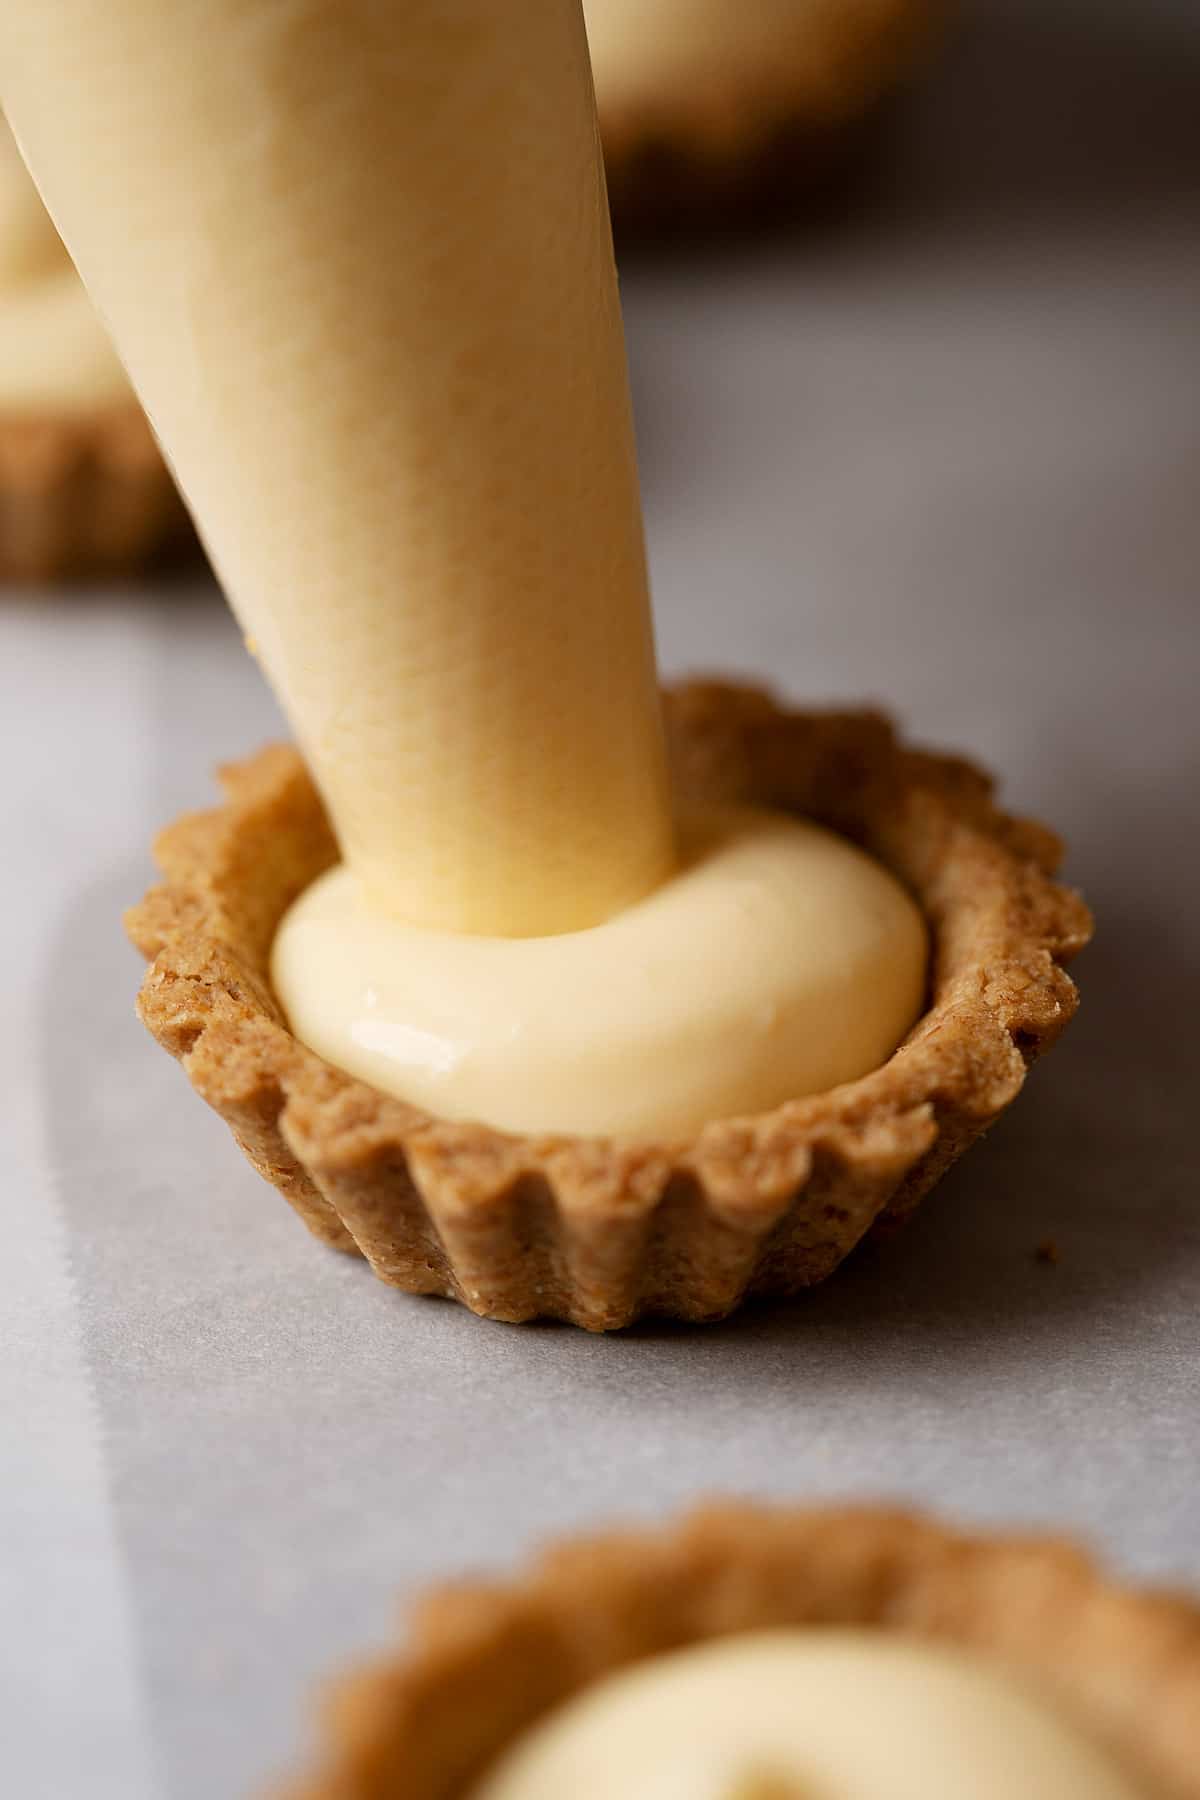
<box><xmin>278</xmin><ymin>1504</ymin><xmax>1200</xmax><ymax>1800</ymax></box>
<box><xmin>126</xmin><ymin>682</ymin><xmax>1091</xmax><ymax>1330</ymax></box>
<box><xmin>0</xmin><ymin>403</ymin><xmax>192</xmax><ymax>582</ymax></box>
<box><xmin>596</xmin><ymin>0</ymin><xmax>949</xmax><ymax>233</ymax></box>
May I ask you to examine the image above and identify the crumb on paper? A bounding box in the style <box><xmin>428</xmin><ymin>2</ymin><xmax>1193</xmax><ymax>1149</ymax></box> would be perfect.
<box><xmin>1035</xmin><ymin>1238</ymin><xmax>1060</xmax><ymax>1266</ymax></box>
<box><xmin>244</xmin><ymin>634</ymin><xmax>259</xmax><ymax>658</ymax></box>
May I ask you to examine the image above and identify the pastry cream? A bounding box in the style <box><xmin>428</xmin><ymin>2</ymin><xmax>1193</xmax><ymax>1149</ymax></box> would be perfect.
<box><xmin>0</xmin><ymin>122</ymin><xmax>128</xmax><ymax>413</ymax></box>
<box><xmin>272</xmin><ymin>805</ymin><xmax>927</xmax><ymax>1138</ymax></box>
<box><xmin>471</xmin><ymin>1629</ymin><xmax>1146</xmax><ymax>1800</ymax></box>
<box><xmin>0</xmin><ymin>0</ymin><xmax>672</xmax><ymax>937</ymax></box>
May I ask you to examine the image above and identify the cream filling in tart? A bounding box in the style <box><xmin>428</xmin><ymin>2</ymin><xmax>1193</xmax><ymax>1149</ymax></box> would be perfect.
<box><xmin>472</xmin><ymin>1630</ymin><xmax>1147</xmax><ymax>1800</ymax></box>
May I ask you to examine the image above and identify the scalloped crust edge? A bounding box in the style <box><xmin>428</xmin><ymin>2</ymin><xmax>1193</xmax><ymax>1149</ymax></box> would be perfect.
<box><xmin>277</xmin><ymin>1503</ymin><xmax>1200</xmax><ymax>1800</ymax></box>
<box><xmin>126</xmin><ymin>681</ymin><xmax>1092</xmax><ymax>1330</ymax></box>
<box><xmin>0</xmin><ymin>403</ymin><xmax>192</xmax><ymax>582</ymax></box>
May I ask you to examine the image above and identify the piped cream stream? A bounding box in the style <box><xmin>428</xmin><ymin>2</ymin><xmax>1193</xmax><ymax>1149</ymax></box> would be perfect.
<box><xmin>0</xmin><ymin>0</ymin><xmax>673</xmax><ymax>936</ymax></box>
<box><xmin>2</xmin><ymin>0</ymin><xmax>927</xmax><ymax>1135</ymax></box>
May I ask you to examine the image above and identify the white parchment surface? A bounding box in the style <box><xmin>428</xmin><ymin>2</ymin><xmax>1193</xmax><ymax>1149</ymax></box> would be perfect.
<box><xmin>3</xmin><ymin>3</ymin><xmax>1199</xmax><ymax>1795</ymax></box>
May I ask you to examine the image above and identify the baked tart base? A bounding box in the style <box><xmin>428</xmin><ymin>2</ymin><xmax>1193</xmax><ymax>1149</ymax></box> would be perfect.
<box><xmin>596</xmin><ymin>0</ymin><xmax>949</xmax><ymax>235</ymax></box>
<box><xmin>126</xmin><ymin>682</ymin><xmax>1091</xmax><ymax>1331</ymax></box>
<box><xmin>280</xmin><ymin>1504</ymin><xmax>1200</xmax><ymax>1800</ymax></box>
<box><xmin>0</xmin><ymin>404</ymin><xmax>192</xmax><ymax>583</ymax></box>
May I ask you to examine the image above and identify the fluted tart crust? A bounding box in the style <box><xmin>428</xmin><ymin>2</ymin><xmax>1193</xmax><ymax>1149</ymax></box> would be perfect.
<box><xmin>279</xmin><ymin>1503</ymin><xmax>1200</xmax><ymax>1800</ymax></box>
<box><xmin>0</xmin><ymin>404</ymin><xmax>191</xmax><ymax>582</ymax></box>
<box><xmin>126</xmin><ymin>682</ymin><xmax>1091</xmax><ymax>1330</ymax></box>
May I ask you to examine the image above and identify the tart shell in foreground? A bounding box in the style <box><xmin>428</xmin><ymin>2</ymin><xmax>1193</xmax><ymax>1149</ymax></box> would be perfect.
<box><xmin>126</xmin><ymin>683</ymin><xmax>1091</xmax><ymax>1331</ymax></box>
<box><xmin>0</xmin><ymin>404</ymin><xmax>192</xmax><ymax>583</ymax></box>
<box><xmin>278</xmin><ymin>1504</ymin><xmax>1200</xmax><ymax>1800</ymax></box>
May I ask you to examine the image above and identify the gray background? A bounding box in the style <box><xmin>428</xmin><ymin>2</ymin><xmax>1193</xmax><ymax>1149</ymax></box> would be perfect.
<box><xmin>4</xmin><ymin>2</ymin><xmax>1199</xmax><ymax>1796</ymax></box>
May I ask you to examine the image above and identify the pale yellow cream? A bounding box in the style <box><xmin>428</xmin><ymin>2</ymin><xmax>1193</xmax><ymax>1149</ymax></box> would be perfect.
<box><xmin>271</xmin><ymin>806</ymin><xmax>925</xmax><ymax>1139</ymax></box>
<box><xmin>471</xmin><ymin>1630</ymin><xmax>1146</xmax><ymax>1800</ymax></box>
<box><xmin>0</xmin><ymin>122</ymin><xmax>128</xmax><ymax>413</ymax></box>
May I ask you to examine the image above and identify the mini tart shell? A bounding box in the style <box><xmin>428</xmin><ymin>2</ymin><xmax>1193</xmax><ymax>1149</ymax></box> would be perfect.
<box><xmin>126</xmin><ymin>682</ymin><xmax>1091</xmax><ymax>1332</ymax></box>
<box><xmin>280</xmin><ymin>1504</ymin><xmax>1200</xmax><ymax>1800</ymax></box>
<box><xmin>596</xmin><ymin>0</ymin><xmax>949</xmax><ymax>234</ymax></box>
<box><xmin>0</xmin><ymin>404</ymin><xmax>192</xmax><ymax>582</ymax></box>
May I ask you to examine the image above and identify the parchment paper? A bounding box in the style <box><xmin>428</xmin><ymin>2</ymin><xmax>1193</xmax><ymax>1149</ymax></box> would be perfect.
<box><xmin>4</xmin><ymin>3</ymin><xmax>1199</xmax><ymax>1795</ymax></box>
